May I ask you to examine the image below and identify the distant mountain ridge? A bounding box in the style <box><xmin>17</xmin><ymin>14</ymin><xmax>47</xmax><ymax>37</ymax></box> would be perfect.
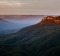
<box><xmin>0</xmin><ymin>18</ymin><xmax>8</xmax><ymax>22</ymax></box>
<box><xmin>0</xmin><ymin>18</ymin><xmax>23</xmax><ymax>34</ymax></box>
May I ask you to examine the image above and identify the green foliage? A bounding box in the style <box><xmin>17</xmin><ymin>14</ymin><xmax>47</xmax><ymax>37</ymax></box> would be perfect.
<box><xmin>0</xmin><ymin>24</ymin><xmax>60</xmax><ymax>56</ymax></box>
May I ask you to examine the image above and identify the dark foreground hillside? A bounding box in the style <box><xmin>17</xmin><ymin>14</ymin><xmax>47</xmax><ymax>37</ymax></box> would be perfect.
<box><xmin>0</xmin><ymin>16</ymin><xmax>60</xmax><ymax>56</ymax></box>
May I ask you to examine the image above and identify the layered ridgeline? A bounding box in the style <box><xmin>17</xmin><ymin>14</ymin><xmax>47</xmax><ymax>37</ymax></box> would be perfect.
<box><xmin>0</xmin><ymin>18</ymin><xmax>23</xmax><ymax>34</ymax></box>
<box><xmin>0</xmin><ymin>16</ymin><xmax>60</xmax><ymax>56</ymax></box>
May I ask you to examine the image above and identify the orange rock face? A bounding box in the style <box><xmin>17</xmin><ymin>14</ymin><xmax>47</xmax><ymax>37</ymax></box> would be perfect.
<box><xmin>54</xmin><ymin>16</ymin><xmax>60</xmax><ymax>24</ymax></box>
<box><xmin>54</xmin><ymin>20</ymin><xmax>60</xmax><ymax>24</ymax></box>
<box><xmin>40</xmin><ymin>16</ymin><xmax>60</xmax><ymax>24</ymax></box>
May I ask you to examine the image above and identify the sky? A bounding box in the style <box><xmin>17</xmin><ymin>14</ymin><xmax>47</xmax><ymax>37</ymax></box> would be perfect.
<box><xmin>0</xmin><ymin>0</ymin><xmax>60</xmax><ymax>15</ymax></box>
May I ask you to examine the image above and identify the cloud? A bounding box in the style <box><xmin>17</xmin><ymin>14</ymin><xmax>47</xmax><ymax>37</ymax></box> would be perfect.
<box><xmin>0</xmin><ymin>0</ymin><xmax>60</xmax><ymax>15</ymax></box>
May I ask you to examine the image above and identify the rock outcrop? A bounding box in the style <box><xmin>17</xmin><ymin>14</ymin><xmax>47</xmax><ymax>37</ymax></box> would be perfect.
<box><xmin>39</xmin><ymin>16</ymin><xmax>60</xmax><ymax>24</ymax></box>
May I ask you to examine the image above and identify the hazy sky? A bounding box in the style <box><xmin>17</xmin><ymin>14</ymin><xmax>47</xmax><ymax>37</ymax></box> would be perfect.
<box><xmin>0</xmin><ymin>0</ymin><xmax>60</xmax><ymax>15</ymax></box>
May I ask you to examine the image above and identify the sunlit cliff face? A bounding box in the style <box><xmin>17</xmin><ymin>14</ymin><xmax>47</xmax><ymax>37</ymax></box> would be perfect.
<box><xmin>54</xmin><ymin>16</ymin><xmax>60</xmax><ymax>24</ymax></box>
<box><xmin>39</xmin><ymin>16</ymin><xmax>60</xmax><ymax>24</ymax></box>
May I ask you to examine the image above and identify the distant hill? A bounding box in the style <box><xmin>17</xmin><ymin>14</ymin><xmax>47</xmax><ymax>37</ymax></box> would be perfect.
<box><xmin>0</xmin><ymin>16</ymin><xmax>60</xmax><ymax>56</ymax></box>
<box><xmin>0</xmin><ymin>18</ymin><xmax>6</xmax><ymax>22</ymax></box>
<box><xmin>0</xmin><ymin>18</ymin><xmax>23</xmax><ymax>34</ymax></box>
